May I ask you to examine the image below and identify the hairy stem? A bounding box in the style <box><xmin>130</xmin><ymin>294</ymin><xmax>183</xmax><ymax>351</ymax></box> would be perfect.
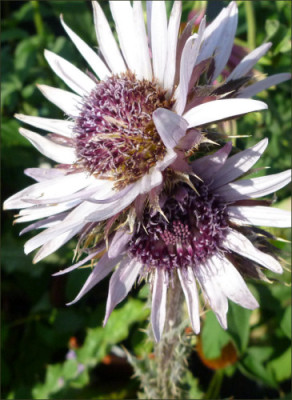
<box><xmin>153</xmin><ymin>273</ymin><xmax>187</xmax><ymax>399</ymax></box>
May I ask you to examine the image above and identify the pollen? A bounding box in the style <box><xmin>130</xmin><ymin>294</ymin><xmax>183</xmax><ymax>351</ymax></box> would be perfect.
<box><xmin>74</xmin><ymin>72</ymin><xmax>174</xmax><ymax>189</ymax></box>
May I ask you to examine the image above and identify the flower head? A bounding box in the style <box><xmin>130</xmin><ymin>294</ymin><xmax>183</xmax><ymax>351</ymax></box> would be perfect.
<box><xmin>47</xmin><ymin>139</ymin><xmax>290</xmax><ymax>342</ymax></box>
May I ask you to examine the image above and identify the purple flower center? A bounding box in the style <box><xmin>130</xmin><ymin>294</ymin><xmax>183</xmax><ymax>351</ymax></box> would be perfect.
<box><xmin>128</xmin><ymin>183</ymin><xmax>228</xmax><ymax>271</ymax></box>
<box><xmin>74</xmin><ymin>73</ymin><xmax>173</xmax><ymax>189</ymax></box>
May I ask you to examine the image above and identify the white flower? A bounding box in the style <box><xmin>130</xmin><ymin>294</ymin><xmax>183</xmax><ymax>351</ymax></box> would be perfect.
<box><xmin>3</xmin><ymin>2</ymin><xmax>291</xmax><ymax>340</ymax></box>
<box><xmin>48</xmin><ymin>139</ymin><xmax>290</xmax><ymax>341</ymax></box>
<box><xmin>5</xmin><ymin>1</ymin><xmax>282</xmax><ymax>250</ymax></box>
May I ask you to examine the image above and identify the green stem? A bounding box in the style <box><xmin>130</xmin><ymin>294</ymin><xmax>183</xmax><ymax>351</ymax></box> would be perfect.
<box><xmin>204</xmin><ymin>369</ymin><xmax>224</xmax><ymax>400</ymax></box>
<box><xmin>31</xmin><ymin>1</ymin><xmax>44</xmax><ymax>37</ymax></box>
<box><xmin>245</xmin><ymin>1</ymin><xmax>256</xmax><ymax>50</ymax></box>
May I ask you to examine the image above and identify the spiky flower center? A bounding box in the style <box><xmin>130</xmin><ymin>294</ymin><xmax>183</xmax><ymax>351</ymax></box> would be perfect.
<box><xmin>129</xmin><ymin>183</ymin><xmax>228</xmax><ymax>271</ymax></box>
<box><xmin>74</xmin><ymin>73</ymin><xmax>173</xmax><ymax>189</ymax></box>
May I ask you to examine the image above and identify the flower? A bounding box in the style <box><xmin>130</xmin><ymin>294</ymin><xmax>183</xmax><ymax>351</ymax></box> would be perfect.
<box><xmin>47</xmin><ymin>139</ymin><xmax>290</xmax><ymax>342</ymax></box>
<box><xmin>3</xmin><ymin>2</ymin><xmax>291</xmax><ymax>340</ymax></box>
<box><xmin>4</xmin><ymin>1</ymin><xmax>290</xmax><ymax>262</ymax></box>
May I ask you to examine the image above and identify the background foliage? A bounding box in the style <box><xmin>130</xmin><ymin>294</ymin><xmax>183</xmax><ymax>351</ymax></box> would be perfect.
<box><xmin>1</xmin><ymin>1</ymin><xmax>291</xmax><ymax>399</ymax></box>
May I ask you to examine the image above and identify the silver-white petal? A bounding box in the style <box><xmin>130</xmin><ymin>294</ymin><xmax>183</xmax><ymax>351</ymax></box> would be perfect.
<box><xmin>44</xmin><ymin>49</ymin><xmax>96</xmax><ymax>96</ymax></box>
<box><xmin>153</xmin><ymin>108</ymin><xmax>188</xmax><ymax>149</ymax></box>
<box><xmin>15</xmin><ymin>114</ymin><xmax>74</xmax><ymax>138</ymax></box>
<box><xmin>18</xmin><ymin>128</ymin><xmax>76</xmax><ymax>164</ymax></box>
<box><xmin>226</xmin><ymin>42</ymin><xmax>272</xmax><ymax>82</ymax></box>
<box><xmin>37</xmin><ymin>84</ymin><xmax>81</xmax><ymax>116</ymax></box>
<box><xmin>61</xmin><ymin>15</ymin><xmax>111</xmax><ymax>80</ymax></box>
<box><xmin>224</xmin><ymin>229</ymin><xmax>283</xmax><ymax>273</ymax></box>
<box><xmin>183</xmin><ymin>98</ymin><xmax>267</xmax><ymax>128</ymax></box>
<box><xmin>216</xmin><ymin>169</ymin><xmax>291</xmax><ymax>202</ymax></box>
<box><xmin>210</xmin><ymin>256</ymin><xmax>259</xmax><ymax>310</ymax></box>
<box><xmin>92</xmin><ymin>1</ymin><xmax>126</xmax><ymax>75</ymax></box>
<box><xmin>151</xmin><ymin>0</ymin><xmax>168</xmax><ymax>86</ymax></box>
<box><xmin>163</xmin><ymin>1</ymin><xmax>182</xmax><ymax>91</ymax></box>
<box><xmin>237</xmin><ymin>73</ymin><xmax>292</xmax><ymax>98</ymax></box>
<box><xmin>67</xmin><ymin>252</ymin><xmax>121</xmax><ymax>305</ymax></box>
<box><xmin>227</xmin><ymin>205</ymin><xmax>291</xmax><ymax>228</ymax></box>
<box><xmin>151</xmin><ymin>268</ymin><xmax>167</xmax><ymax>342</ymax></box>
<box><xmin>211</xmin><ymin>138</ymin><xmax>268</xmax><ymax>189</ymax></box>
<box><xmin>197</xmin><ymin>261</ymin><xmax>229</xmax><ymax>329</ymax></box>
<box><xmin>133</xmin><ymin>1</ymin><xmax>153</xmax><ymax>81</ymax></box>
<box><xmin>178</xmin><ymin>267</ymin><xmax>200</xmax><ymax>334</ymax></box>
<box><xmin>104</xmin><ymin>257</ymin><xmax>142</xmax><ymax>324</ymax></box>
<box><xmin>109</xmin><ymin>1</ymin><xmax>142</xmax><ymax>77</ymax></box>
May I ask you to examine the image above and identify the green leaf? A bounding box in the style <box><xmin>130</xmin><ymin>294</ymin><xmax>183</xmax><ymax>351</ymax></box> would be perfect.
<box><xmin>268</xmin><ymin>347</ymin><xmax>291</xmax><ymax>382</ymax></box>
<box><xmin>181</xmin><ymin>370</ymin><xmax>203</xmax><ymax>399</ymax></box>
<box><xmin>1</xmin><ymin>119</ymin><xmax>31</xmax><ymax>148</ymax></box>
<box><xmin>227</xmin><ymin>302</ymin><xmax>252</xmax><ymax>354</ymax></box>
<box><xmin>201</xmin><ymin>312</ymin><xmax>231</xmax><ymax>359</ymax></box>
<box><xmin>1</xmin><ymin>28</ymin><xmax>29</xmax><ymax>43</ymax></box>
<box><xmin>77</xmin><ymin>298</ymin><xmax>149</xmax><ymax>366</ymax></box>
<box><xmin>280</xmin><ymin>305</ymin><xmax>291</xmax><ymax>339</ymax></box>
<box><xmin>240</xmin><ymin>346</ymin><xmax>277</xmax><ymax>388</ymax></box>
<box><xmin>265</xmin><ymin>19</ymin><xmax>280</xmax><ymax>40</ymax></box>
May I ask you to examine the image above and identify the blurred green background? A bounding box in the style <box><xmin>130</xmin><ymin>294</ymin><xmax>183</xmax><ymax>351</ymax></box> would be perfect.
<box><xmin>1</xmin><ymin>1</ymin><xmax>291</xmax><ymax>399</ymax></box>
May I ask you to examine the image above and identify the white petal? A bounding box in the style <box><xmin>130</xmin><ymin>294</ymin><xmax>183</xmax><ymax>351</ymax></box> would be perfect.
<box><xmin>211</xmin><ymin>2</ymin><xmax>238</xmax><ymax>80</ymax></box>
<box><xmin>53</xmin><ymin>245</ymin><xmax>105</xmax><ymax>276</ymax></box>
<box><xmin>14</xmin><ymin>200</ymin><xmax>80</xmax><ymax>223</ymax></box>
<box><xmin>15</xmin><ymin>114</ymin><xmax>74</xmax><ymax>137</ymax></box>
<box><xmin>61</xmin><ymin>15</ymin><xmax>111</xmax><ymax>80</ymax></box>
<box><xmin>108</xmin><ymin>229</ymin><xmax>133</xmax><ymax>259</ymax></box>
<box><xmin>153</xmin><ymin>108</ymin><xmax>188</xmax><ymax>149</ymax></box>
<box><xmin>104</xmin><ymin>257</ymin><xmax>142</xmax><ymax>324</ymax></box>
<box><xmin>33</xmin><ymin>225</ymin><xmax>82</xmax><ymax>263</ymax></box>
<box><xmin>92</xmin><ymin>1</ymin><xmax>126</xmax><ymax>75</ymax></box>
<box><xmin>139</xmin><ymin>170</ymin><xmax>162</xmax><ymax>194</ymax></box>
<box><xmin>211</xmin><ymin>138</ymin><xmax>268</xmax><ymax>189</ymax></box>
<box><xmin>216</xmin><ymin>169</ymin><xmax>291</xmax><ymax>202</ymax></box>
<box><xmin>24</xmin><ymin>219</ymin><xmax>84</xmax><ymax>255</ymax></box>
<box><xmin>3</xmin><ymin>172</ymin><xmax>92</xmax><ymax>210</ymax></box>
<box><xmin>154</xmin><ymin>148</ymin><xmax>177</xmax><ymax>172</ymax></box>
<box><xmin>37</xmin><ymin>84</ymin><xmax>81</xmax><ymax>116</ymax></box>
<box><xmin>177</xmin><ymin>267</ymin><xmax>200</xmax><ymax>334</ymax></box>
<box><xmin>151</xmin><ymin>1</ymin><xmax>168</xmax><ymax>85</ymax></box>
<box><xmin>196</xmin><ymin>264</ymin><xmax>228</xmax><ymax>329</ymax></box>
<box><xmin>163</xmin><ymin>1</ymin><xmax>182</xmax><ymax>90</ymax></box>
<box><xmin>209</xmin><ymin>256</ymin><xmax>259</xmax><ymax>309</ymax></box>
<box><xmin>227</xmin><ymin>205</ymin><xmax>291</xmax><ymax>228</ymax></box>
<box><xmin>183</xmin><ymin>98</ymin><xmax>267</xmax><ymax>128</ymax></box>
<box><xmin>237</xmin><ymin>73</ymin><xmax>292</xmax><ymax>98</ymax></box>
<box><xmin>85</xmin><ymin>184</ymin><xmax>140</xmax><ymax>222</ymax></box>
<box><xmin>195</xmin><ymin>4</ymin><xmax>229</xmax><ymax>65</ymax></box>
<box><xmin>44</xmin><ymin>49</ymin><xmax>96</xmax><ymax>96</ymax></box>
<box><xmin>191</xmin><ymin>142</ymin><xmax>232</xmax><ymax>181</ymax></box>
<box><xmin>24</xmin><ymin>168</ymin><xmax>66</xmax><ymax>182</ymax></box>
<box><xmin>133</xmin><ymin>1</ymin><xmax>152</xmax><ymax>81</ymax></box>
<box><xmin>67</xmin><ymin>253</ymin><xmax>121</xmax><ymax>305</ymax></box>
<box><xmin>109</xmin><ymin>1</ymin><xmax>142</xmax><ymax>77</ymax></box>
<box><xmin>19</xmin><ymin>128</ymin><xmax>76</xmax><ymax>164</ymax></box>
<box><xmin>20</xmin><ymin>213</ymin><xmax>68</xmax><ymax>235</ymax></box>
<box><xmin>174</xmin><ymin>18</ymin><xmax>206</xmax><ymax>115</ymax></box>
<box><xmin>151</xmin><ymin>268</ymin><xmax>167</xmax><ymax>342</ymax></box>
<box><xmin>226</xmin><ymin>42</ymin><xmax>272</xmax><ymax>82</ymax></box>
<box><xmin>224</xmin><ymin>229</ymin><xmax>283</xmax><ymax>273</ymax></box>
